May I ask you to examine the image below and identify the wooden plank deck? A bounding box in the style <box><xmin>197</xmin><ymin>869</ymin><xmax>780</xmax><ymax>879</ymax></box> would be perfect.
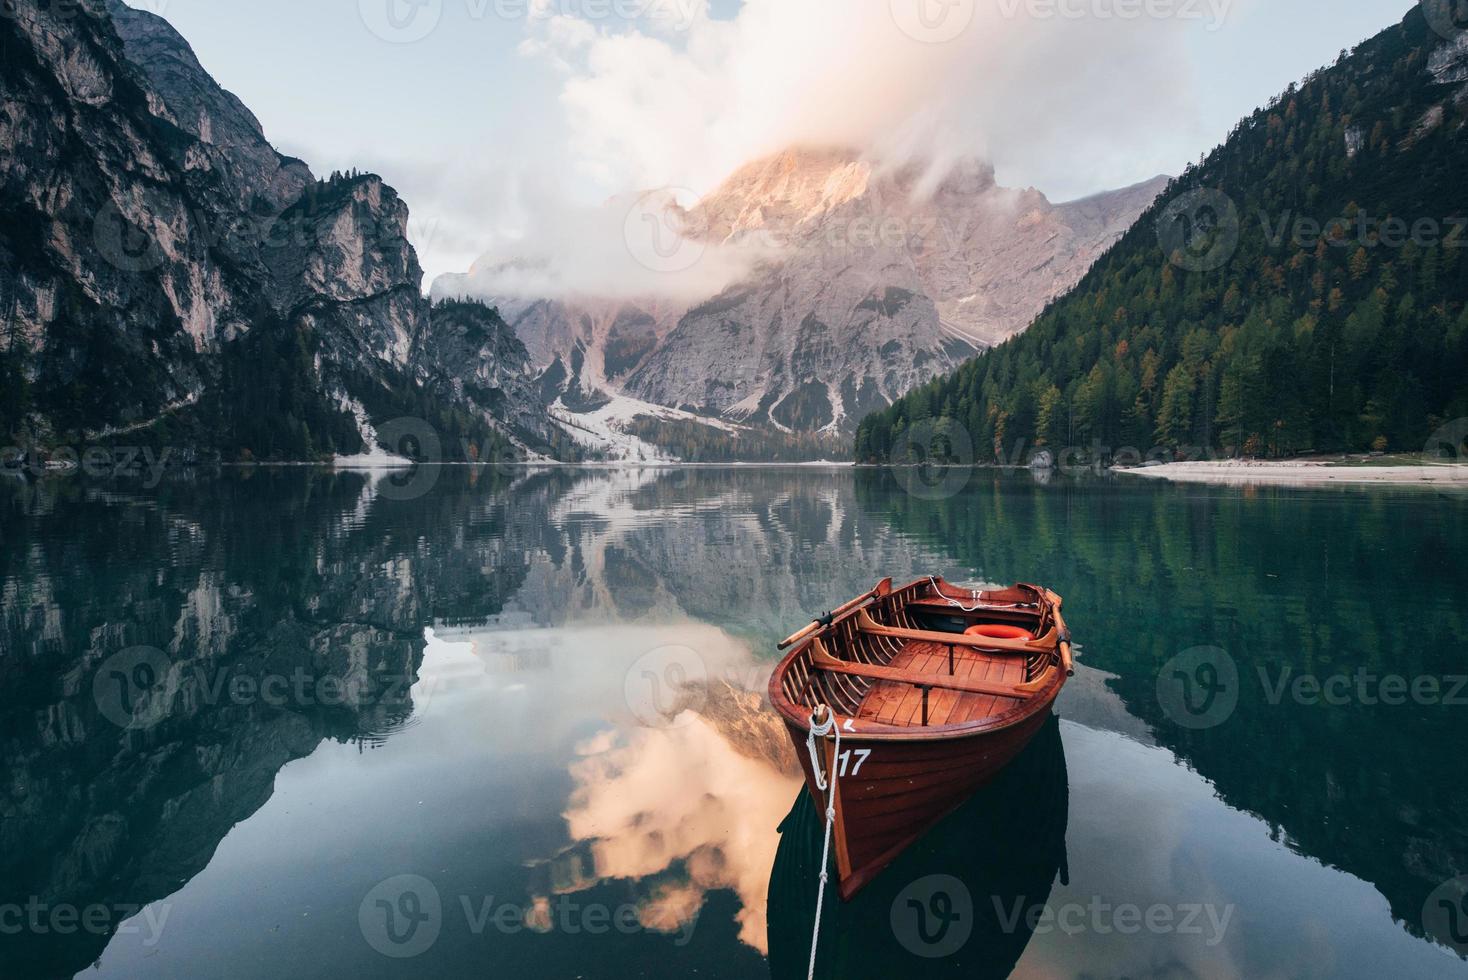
<box><xmin>855</xmin><ymin>640</ymin><xmax>1027</xmax><ymax>726</ymax></box>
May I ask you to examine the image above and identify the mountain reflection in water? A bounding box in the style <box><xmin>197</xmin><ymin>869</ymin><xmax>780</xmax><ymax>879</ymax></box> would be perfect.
<box><xmin>0</xmin><ymin>466</ymin><xmax>1465</xmax><ymax>978</ymax></box>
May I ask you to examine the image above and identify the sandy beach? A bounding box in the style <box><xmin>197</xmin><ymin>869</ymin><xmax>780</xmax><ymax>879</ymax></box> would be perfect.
<box><xmin>1119</xmin><ymin>459</ymin><xmax>1468</xmax><ymax>487</ymax></box>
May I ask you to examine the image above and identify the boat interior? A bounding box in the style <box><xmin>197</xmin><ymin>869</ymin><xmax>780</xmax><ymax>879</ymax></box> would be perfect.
<box><xmin>776</xmin><ymin>578</ymin><xmax>1069</xmax><ymax>730</ymax></box>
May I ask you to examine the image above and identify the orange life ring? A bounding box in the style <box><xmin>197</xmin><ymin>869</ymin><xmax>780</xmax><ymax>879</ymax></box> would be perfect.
<box><xmin>964</xmin><ymin>624</ymin><xmax>1033</xmax><ymax>641</ymax></box>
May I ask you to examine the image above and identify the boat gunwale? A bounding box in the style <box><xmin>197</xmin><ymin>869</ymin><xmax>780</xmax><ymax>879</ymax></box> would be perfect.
<box><xmin>767</xmin><ymin>578</ymin><xmax>1068</xmax><ymax>742</ymax></box>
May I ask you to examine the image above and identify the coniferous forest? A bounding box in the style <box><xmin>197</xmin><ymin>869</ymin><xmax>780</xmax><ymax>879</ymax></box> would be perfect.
<box><xmin>856</xmin><ymin>8</ymin><xmax>1468</xmax><ymax>464</ymax></box>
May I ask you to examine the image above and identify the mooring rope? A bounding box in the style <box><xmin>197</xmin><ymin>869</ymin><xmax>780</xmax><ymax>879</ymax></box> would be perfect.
<box><xmin>927</xmin><ymin>575</ymin><xmax>990</xmax><ymax>612</ymax></box>
<box><xmin>804</xmin><ymin>706</ymin><xmax>841</xmax><ymax>980</ymax></box>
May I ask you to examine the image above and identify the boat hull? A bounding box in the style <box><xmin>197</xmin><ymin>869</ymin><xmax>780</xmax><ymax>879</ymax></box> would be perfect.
<box><xmin>785</xmin><ymin>693</ymin><xmax>1059</xmax><ymax>900</ymax></box>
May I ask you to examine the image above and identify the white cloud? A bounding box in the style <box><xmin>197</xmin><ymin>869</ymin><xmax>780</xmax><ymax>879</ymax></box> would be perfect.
<box><xmin>430</xmin><ymin>176</ymin><xmax>764</xmax><ymax>302</ymax></box>
<box><xmin>433</xmin><ymin>0</ymin><xmax>1215</xmax><ymax>299</ymax></box>
<box><xmin>519</xmin><ymin>0</ymin><xmax>1215</xmax><ymax>201</ymax></box>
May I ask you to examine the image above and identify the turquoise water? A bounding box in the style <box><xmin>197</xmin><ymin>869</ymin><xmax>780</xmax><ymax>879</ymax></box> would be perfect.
<box><xmin>2</xmin><ymin>466</ymin><xmax>1465</xmax><ymax>978</ymax></box>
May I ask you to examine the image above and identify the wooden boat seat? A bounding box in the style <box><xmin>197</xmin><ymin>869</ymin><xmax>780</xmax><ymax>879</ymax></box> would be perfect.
<box><xmin>855</xmin><ymin>609</ymin><xmax>1056</xmax><ymax>654</ymax></box>
<box><xmin>906</xmin><ymin>597</ymin><xmax>1037</xmax><ymax>616</ymax></box>
<box><xmin>833</xmin><ymin>640</ymin><xmax>1038</xmax><ymax>727</ymax></box>
<box><xmin>811</xmin><ymin>643</ymin><xmax>1040</xmax><ymax>700</ymax></box>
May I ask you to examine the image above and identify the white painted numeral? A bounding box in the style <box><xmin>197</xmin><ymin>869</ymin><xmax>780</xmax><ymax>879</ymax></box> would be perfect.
<box><xmin>836</xmin><ymin>748</ymin><xmax>872</xmax><ymax>777</ymax></box>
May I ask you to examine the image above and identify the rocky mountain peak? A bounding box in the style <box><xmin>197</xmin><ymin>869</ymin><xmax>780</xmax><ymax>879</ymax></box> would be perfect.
<box><xmin>692</xmin><ymin>146</ymin><xmax>873</xmax><ymax>243</ymax></box>
<box><xmin>105</xmin><ymin>0</ymin><xmax>311</xmax><ymax>215</ymax></box>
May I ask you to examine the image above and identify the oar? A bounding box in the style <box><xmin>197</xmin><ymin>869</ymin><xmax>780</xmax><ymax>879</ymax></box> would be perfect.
<box><xmin>777</xmin><ymin>578</ymin><xmax>892</xmax><ymax>650</ymax></box>
<box><xmin>1043</xmin><ymin>589</ymin><xmax>1076</xmax><ymax>676</ymax></box>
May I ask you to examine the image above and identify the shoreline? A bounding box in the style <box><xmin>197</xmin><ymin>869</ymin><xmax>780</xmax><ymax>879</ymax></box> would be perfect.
<box><xmin>1117</xmin><ymin>459</ymin><xmax>1468</xmax><ymax>487</ymax></box>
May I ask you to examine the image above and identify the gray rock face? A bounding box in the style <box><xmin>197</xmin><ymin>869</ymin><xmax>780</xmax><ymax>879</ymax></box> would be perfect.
<box><xmin>262</xmin><ymin>175</ymin><xmax>424</xmax><ymax>368</ymax></box>
<box><xmin>620</xmin><ymin>150</ymin><xmax>1168</xmax><ymax>432</ymax></box>
<box><xmin>0</xmin><ymin>0</ymin><xmax>233</xmax><ymax>435</ymax></box>
<box><xmin>0</xmin><ymin>0</ymin><xmax>551</xmax><ymax>456</ymax></box>
<box><xmin>106</xmin><ymin>0</ymin><xmax>312</xmax><ymax>215</ymax></box>
<box><xmin>626</xmin><ymin>270</ymin><xmax>967</xmax><ymax>431</ymax></box>
<box><xmin>413</xmin><ymin>299</ymin><xmax>554</xmax><ymax>452</ymax></box>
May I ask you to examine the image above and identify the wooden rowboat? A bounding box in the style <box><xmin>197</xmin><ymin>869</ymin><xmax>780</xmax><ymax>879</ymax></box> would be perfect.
<box><xmin>768</xmin><ymin>576</ymin><xmax>1074</xmax><ymax>900</ymax></box>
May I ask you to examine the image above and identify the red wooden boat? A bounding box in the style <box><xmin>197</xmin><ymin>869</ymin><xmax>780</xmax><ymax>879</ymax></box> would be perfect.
<box><xmin>768</xmin><ymin>577</ymin><xmax>1073</xmax><ymax>900</ymax></box>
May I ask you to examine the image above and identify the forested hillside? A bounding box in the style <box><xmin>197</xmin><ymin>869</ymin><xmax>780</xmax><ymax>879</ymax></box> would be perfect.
<box><xmin>857</xmin><ymin>6</ymin><xmax>1468</xmax><ymax>463</ymax></box>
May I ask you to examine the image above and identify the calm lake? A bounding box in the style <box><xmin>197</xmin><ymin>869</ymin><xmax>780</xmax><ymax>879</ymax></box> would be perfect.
<box><xmin>3</xmin><ymin>466</ymin><xmax>1466</xmax><ymax>979</ymax></box>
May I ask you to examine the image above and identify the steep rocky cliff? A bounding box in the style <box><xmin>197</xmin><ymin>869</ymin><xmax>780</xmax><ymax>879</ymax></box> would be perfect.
<box><xmin>414</xmin><ymin>298</ymin><xmax>552</xmax><ymax>453</ymax></box>
<box><xmin>107</xmin><ymin>0</ymin><xmax>312</xmax><ymax>215</ymax></box>
<box><xmin>0</xmin><ymin>0</ymin><xmax>554</xmax><ymax>459</ymax></box>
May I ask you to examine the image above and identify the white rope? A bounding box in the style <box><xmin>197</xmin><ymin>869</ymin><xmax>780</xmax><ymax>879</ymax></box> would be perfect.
<box><xmin>927</xmin><ymin>575</ymin><xmax>1029</xmax><ymax>614</ymax></box>
<box><xmin>928</xmin><ymin>575</ymin><xmax>988</xmax><ymax>613</ymax></box>
<box><xmin>805</xmin><ymin>707</ymin><xmax>841</xmax><ymax>980</ymax></box>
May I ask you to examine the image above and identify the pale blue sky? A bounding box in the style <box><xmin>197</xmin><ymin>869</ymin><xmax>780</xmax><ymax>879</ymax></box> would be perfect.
<box><xmin>124</xmin><ymin>0</ymin><xmax>1416</xmax><ymax>286</ymax></box>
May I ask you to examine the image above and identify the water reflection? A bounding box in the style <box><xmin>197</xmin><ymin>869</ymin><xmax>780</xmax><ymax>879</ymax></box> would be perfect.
<box><xmin>553</xmin><ymin>708</ymin><xmax>799</xmax><ymax>952</ymax></box>
<box><xmin>852</xmin><ymin>467</ymin><xmax>1468</xmax><ymax>956</ymax></box>
<box><xmin>767</xmin><ymin>716</ymin><xmax>1069</xmax><ymax>979</ymax></box>
<box><xmin>422</xmin><ymin>620</ymin><xmax>801</xmax><ymax>954</ymax></box>
<box><xmin>0</xmin><ymin>466</ymin><xmax>1465</xmax><ymax>977</ymax></box>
